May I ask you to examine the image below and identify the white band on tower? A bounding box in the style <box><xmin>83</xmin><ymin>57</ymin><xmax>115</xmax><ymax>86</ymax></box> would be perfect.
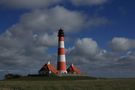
<box><xmin>58</xmin><ymin>55</ymin><xmax>66</xmax><ymax>62</ymax></box>
<box><xmin>59</xmin><ymin>41</ymin><xmax>65</xmax><ymax>48</ymax></box>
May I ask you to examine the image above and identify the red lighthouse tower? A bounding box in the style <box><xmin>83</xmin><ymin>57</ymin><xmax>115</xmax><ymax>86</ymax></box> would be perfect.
<box><xmin>57</xmin><ymin>29</ymin><xmax>67</xmax><ymax>74</ymax></box>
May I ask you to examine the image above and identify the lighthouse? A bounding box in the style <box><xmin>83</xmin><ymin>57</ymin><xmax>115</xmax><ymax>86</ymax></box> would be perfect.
<box><xmin>57</xmin><ymin>29</ymin><xmax>67</xmax><ymax>74</ymax></box>
<box><xmin>38</xmin><ymin>28</ymin><xmax>81</xmax><ymax>76</ymax></box>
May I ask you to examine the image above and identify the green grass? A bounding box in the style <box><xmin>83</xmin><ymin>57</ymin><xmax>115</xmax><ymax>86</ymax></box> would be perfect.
<box><xmin>4</xmin><ymin>76</ymin><xmax>96</xmax><ymax>81</ymax></box>
<box><xmin>0</xmin><ymin>79</ymin><xmax>135</xmax><ymax>90</ymax></box>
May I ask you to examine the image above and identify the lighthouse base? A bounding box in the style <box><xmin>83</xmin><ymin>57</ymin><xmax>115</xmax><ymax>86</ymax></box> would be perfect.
<box><xmin>58</xmin><ymin>70</ymin><xmax>67</xmax><ymax>74</ymax></box>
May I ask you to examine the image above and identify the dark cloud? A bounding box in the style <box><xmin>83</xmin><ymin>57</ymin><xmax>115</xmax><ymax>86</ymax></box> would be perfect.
<box><xmin>0</xmin><ymin>0</ymin><xmax>61</xmax><ymax>9</ymax></box>
<box><xmin>0</xmin><ymin>0</ymin><xmax>109</xmax><ymax>9</ymax></box>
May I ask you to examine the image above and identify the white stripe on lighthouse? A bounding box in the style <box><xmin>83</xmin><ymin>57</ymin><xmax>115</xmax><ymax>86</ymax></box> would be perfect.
<box><xmin>58</xmin><ymin>55</ymin><xmax>66</xmax><ymax>62</ymax></box>
<box><xmin>59</xmin><ymin>41</ymin><xmax>65</xmax><ymax>48</ymax></box>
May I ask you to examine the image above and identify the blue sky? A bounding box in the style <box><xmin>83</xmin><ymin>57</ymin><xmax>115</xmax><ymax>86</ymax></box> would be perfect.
<box><xmin>0</xmin><ymin>0</ymin><xmax>135</xmax><ymax>78</ymax></box>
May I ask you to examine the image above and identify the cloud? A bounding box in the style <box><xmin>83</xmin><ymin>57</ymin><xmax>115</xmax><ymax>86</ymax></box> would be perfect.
<box><xmin>8</xmin><ymin>6</ymin><xmax>107</xmax><ymax>34</ymax></box>
<box><xmin>0</xmin><ymin>0</ymin><xmax>61</xmax><ymax>9</ymax></box>
<box><xmin>110</xmin><ymin>37</ymin><xmax>135</xmax><ymax>52</ymax></box>
<box><xmin>67</xmin><ymin>37</ymin><xmax>135</xmax><ymax>76</ymax></box>
<box><xmin>71</xmin><ymin>0</ymin><xmax>108</xmax><ymax>6</ymax></box>
<box><xmin>67</xmin><ymin>38</ymin><xmax>113</xmax><ymax>66</ymax></box>
<box><xmin>35</xmin><ymin>33</ymin><xmax>58</xmax><ymax>47</ymax></box>
<box><xmin>0</xmin><ymin>0</ymin><xmax>109</xmax><ymax>9</ymax></box>
<box><xmin>105</xmin><ymin>51</ymin><xmax>135</xmax><ymax>71</ymax></box>
<box><xmin>0</xmin><ymin>6</ymin><xmax>91</xmax><ymax>75</ymax></box>
<box><xmin>69</xmin><ymin>38</ymin><xmax>99</xmax><ymax>57</ymax></box>
<box><xmin>16</xmin><ymin>6</ymin><xmax>88</xmax><ymax>33</ymax></box>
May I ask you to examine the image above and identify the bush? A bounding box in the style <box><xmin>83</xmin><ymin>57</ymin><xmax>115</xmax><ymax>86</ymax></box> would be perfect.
<box><xmin>5</xmin><ymin>74</ymin><xmax>22</xmax><ymax>79</ymax></box>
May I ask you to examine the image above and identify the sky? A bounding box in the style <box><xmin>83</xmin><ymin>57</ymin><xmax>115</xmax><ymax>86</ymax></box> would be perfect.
<box><xmin>0</xmin><ymin>0</ymin><xmax>135</xmax><ymax>79</ymax></box>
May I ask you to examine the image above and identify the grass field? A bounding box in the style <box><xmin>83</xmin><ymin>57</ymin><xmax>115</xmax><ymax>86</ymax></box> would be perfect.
<box><xmin>0</xmin><ymin>79</ymin><xmax>135</xmax><ymax>90</ymax></box>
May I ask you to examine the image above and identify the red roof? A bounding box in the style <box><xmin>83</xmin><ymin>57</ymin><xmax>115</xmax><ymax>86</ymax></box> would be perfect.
<box><xmin>67</xmin><ymin>64</ymin><xmax>81</xmax><ymax>74</ymax></box>
<box><xmin>39</xmin><ymin>63</ymin><xmax>58</xmax><ymax>74</ymax></box>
